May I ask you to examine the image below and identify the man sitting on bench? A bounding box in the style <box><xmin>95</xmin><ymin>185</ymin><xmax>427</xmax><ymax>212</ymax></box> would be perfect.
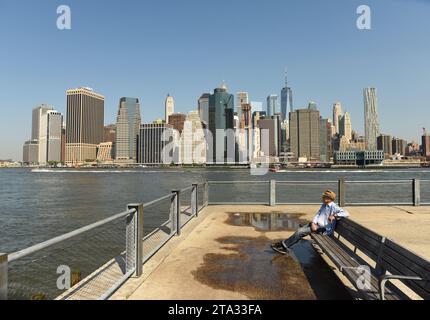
<box><xmin>271</xmin><ymin>190</ymin><xmax>349</xmax><ymax>255</ymax></box>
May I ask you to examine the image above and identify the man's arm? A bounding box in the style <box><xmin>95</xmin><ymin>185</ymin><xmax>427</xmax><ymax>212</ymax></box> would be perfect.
<box><xmin>311</xmin><ymin>209</ymin><xmax>321</xmax><ymax>232</ymax></box>
<box><xmin>333</xmin><ymin>205</ymin><xmax>349</xmax><ymax>218</ymax></box>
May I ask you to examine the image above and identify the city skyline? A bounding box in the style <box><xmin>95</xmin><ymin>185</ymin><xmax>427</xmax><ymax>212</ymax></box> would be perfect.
<box><xmin>14</xmin><ymin>82</ymin><xmax>430</xmax><ymax>164</ymax></box>
<box><xmin>1</xmin><ymin>0</ymin><xmax>430</xmax><ymax>160</ymax></box>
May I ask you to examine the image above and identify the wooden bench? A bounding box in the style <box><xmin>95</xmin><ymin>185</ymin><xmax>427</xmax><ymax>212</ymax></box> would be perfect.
<box><xmin>310</xmin><ymin>218</ymin><xmax>430</xmax><ymax>300</ymax></box>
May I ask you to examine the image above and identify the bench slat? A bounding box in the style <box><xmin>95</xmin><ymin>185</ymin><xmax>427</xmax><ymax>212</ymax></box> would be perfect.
<box><xmin>311</xmin><ymin>234</ymin><xmax>410</xmax><ymax>300</ymax></box>
<box><xmin>335</xmin><ymin>223</ymin><xmax>383</xmax><ymax>261</ymax></box>
<box><xmin>383</xmin><ymin>239</ymin><xmax>430</xmax><ymax>273</ymax></box>
<box><xmin>380</xmin><ymin>239</ymin><xmax>430</xmax><ymax>299</ymax></box>
<box><xmin>311</xmin><ymin>234</ymin><xmax>383</xmax><ymax>300</ymax></box>
<box><xmin>338</xmin><ymin>219</ymin><xmax>382</xmax><ymax>241</ymax></box>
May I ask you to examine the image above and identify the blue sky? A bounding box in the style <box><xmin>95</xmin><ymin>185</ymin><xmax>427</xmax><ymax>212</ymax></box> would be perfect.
<box><xmin>1</xmin><ymin>0</ymin><xmax>429</xmax><ymax>160</ymax></box>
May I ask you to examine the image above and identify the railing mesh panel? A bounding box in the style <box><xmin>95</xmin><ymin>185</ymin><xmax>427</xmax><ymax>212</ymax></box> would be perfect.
<box><xmin>344</xmin><ymin>181</ymin><xmax>413</xmax><ymax>205</ymax></box>
<box><xmin>8</xmin><ymin>216</ymin><xmax>126</xmax><ymax>300</ymax></box>
<box><xmin>208</xmin><ymin>182</ymin><xmax>270</xmax><ymax>204</ymax></box>
<box><xmin>276</xmin><ymin>181</ymin><xmax>339</xmax><ymax>204</ymax></box>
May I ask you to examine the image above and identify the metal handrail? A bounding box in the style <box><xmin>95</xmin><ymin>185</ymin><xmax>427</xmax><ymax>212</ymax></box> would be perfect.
<box><xmin>8</xmin><ymin>208</ymin><xmax>136</xmax><ymax>262</ymax></box>
<box><xmin>346</xmin><ymin>180</ymin><xmax>413</xmax><ymax>184</ymax></box>
<box><xmin>276</xmin><ymin>180</ymin><xmax>339</xmax><ymax>184</ymax></box>
<box><xmin>208</xmin><ymin>180</ymin><xmax>269</xmax><ymax>184</ymax></box>
<box><xmin>143</xmin><ymin>193</ymin><xmax>173</xmax><ymax>208</ymax></box>
<box><xmin>180</xmin><ymin>186</ymin><xmax>193</xmax><ymax>192</ymax></box>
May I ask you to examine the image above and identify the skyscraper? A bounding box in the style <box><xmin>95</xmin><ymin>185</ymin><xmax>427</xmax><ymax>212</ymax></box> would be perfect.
<box><xmin>137</xmin><ymin>123</ymin><xmax>174</xmax><ymax>164</ymax></box>
<box><xmin>236</xmin><ymin>91</ymin><xmax>249</xmax><ymax>115</ymax></box>
<box><xmin>339</xmin><ymin>112</ymin><xmax>352</xmax><ymax>141</ymax></box>
<box><xmin>364</xmin><ymin>88</ymin><xmax>380</xmax><ymax>151</ymax></box>
<box><xmin>281</xmin><ymin>71</ymin><xmax>293</xmax><ymax>121</ymax></box>
<box><xmin>180</xmin><ymin>111</ymin><xmax>207</xmax><ymax>164</ymax></box>
<box><xmin>319</xmin><ymin>118</ymin><xmax>332</xmax><ymax>162</ymax></box>
<box><xmin>198</xmin><ymin>93</ymin><xmax>210</xmax><ymax>127</ymax></box>
<box><xmin>392</xmin><ymin>137</ymin><xmax>406</xmax><ymax>156</ymax></box>
<box><xmin>308</xmin><ymin>101</ymin><xmax>318</xmax><ymax>111</ymax></box>
<box><xmin>332</xmin><ymin>102</ymin><xmax>342</xmax><ymax>135</ymax></box>
<box><xmin>208</xmin><ymin>82</ymin><xmax>234</xmax><ymax>163</ymax></box>
<box><xmin>422</xmin><ymin>132</ymin><xmax>430</xmax><ymax>158</ymax></box>
<box><xmin>236</xmin><ymin>92</ymin><xmax>249</xmax><ymax>126</ymax></box>
<box><xmin>165</xmin><ymin>94</ymin><xmax>174</xmax><ymax>124</ymax></box>
<box><xmin>236</xmin><ymin>92</ymin><xmax>249</xmax><ymax>106</ymax></box>
<box><xmin>258</xmin><ymin>117</ymin><xmax>280</xmax><ymax>157</ymax></box>
<box><xmin>168</xmin><ymin>113</ymin><xmax>187</xmax><ymax>134</ymax></box>
<box><xmin>45</xmin><ymin>110</ymin><xmax>63</xmax><ymax>163</ymax></box>
<box><xmin>115</xmin><ymin>97</ymin><xmax>141</xmax><ymax>162</ymax></box>
<box><xmin>25</xmin><ymin>105</ymin><xmax>63</xmax><ymax>165</ymax></box>
<box><xmin>65</xmin><ymin>87</ymin><xmax>104</xmax><ymax>165</ymax></box>
<box><xmin>266</xmin><ymin>94</ymin><xmax>278</xmax><ymax>117</ymax></box>
<box><xmin>377</xmin><ymin>134</ymin><xmax>392</xmax><ymax>157</ymax></box>
<box><xmin>289</xmin><ymin>108</ymin><xmax>320</xmax><ymax>161</ymax></box>
<box><xmin>104</xmin><ymin>124</ymin><xmax>116</xmax><ymax>143</ymax></box>
<box><xmin>32</xmin><ymin>104</ymin><xmax>53</xmax><ymax>140</ymax></box>
<box><xmin>22</xmin><ymin>140</ymin><xmax>39</xmax><ymax>164</ymax></box>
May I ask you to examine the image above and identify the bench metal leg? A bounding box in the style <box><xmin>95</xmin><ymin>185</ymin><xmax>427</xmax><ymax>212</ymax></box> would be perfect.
<box><xmin>378</xmin><ymin>275</ymin><xmax>423</xmax><ymax>300</ymax></box>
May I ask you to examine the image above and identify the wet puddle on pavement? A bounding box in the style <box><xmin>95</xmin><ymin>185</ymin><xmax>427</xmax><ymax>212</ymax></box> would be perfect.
<box><xmin>192</xmin><ymin>212</ymin><xmax>351</xmax><ymax>300</ymax></box>
<box><xmin>226</xmin><ymin>212</ymin><xmax>308</xmax><ymax>231</ymax></box>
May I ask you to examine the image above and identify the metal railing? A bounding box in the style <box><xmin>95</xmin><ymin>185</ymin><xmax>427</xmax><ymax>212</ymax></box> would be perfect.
<box><xmin>207</xmin><ymin>179</ymin><xmax>427</xmax><ymax>207</ymax></box>
<box><xmin>1</xmin><ymin>178</ymin><xmax>425</xmax><ymax>301</ymax></box>
<box><xmin>1</xmin><ymin>182</ymin><xmax>209</xmax><ymax>301</ymax></box>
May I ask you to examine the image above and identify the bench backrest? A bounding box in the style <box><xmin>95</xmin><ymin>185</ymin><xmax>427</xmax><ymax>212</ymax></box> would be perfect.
<box><xmin>379</xmin><ymin>239</ymin><xmax>430</xmax><ymax>300</ymax></box>
<box><xmin>335</xmin><ymin>218</ymin><xmax>384</xmax><ymax>262</ymax></box>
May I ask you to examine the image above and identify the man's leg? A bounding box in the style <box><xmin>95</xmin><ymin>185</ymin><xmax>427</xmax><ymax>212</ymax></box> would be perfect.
<box><xmin>282</xmin><ymin>223</ymin><xmax>312</xmax><ymax>249</ymax></box>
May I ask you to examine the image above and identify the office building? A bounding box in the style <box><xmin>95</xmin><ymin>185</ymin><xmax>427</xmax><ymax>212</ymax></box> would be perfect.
<box><xmin>266</xmin><ymin>94</ymin><xmax>278</xmax><ymax>117</ymax></box>
<box><xmin>377</xmin><ymin>134</ymin><xmax>392</xmax><ymax>157</ymax></box>
<box><xmin>104</xmin><ymin>124</ymin><xmax>116</xmax><ymax>143</ymax></box>
<box><xmin>179</xmin><ymin>111</ymin><xmax>207</xmax><ymax>164</ymax></box>
<box><xmin>308</xmin><ymin>101</ymin><xmax>318</xmax><ymax>111</ymax></box>
<box><xmin>115</xmin><ymin>97</ymin><xmax>141</xmax><ymax>162</ymax></box>
<box><xmin>281</xmin><ymin>72</ymin><xmax>293</xmax><ymax>121</ymax></box>
<box><xmin>137</xmin><ymin>123</ymin><xmax>174</xmax><ymax>165</ymax></box>
<box><xmin>289</xmin><ymin>108</ymin><xmax>320</xmax><ymax>161</ymax></box>
<box><xmin>333</xmin><ymin>102</ymin><xmax>342</xmax><ymax>135</ymax></box>
<box><xmin>364</xmin><ymin>88</ymin><xmax>380</xmax><ymax>150</ymax></box>
<box><xmin>236</xmin><ymin>92</ymin><xmax>249</xmax><ymax>122</ymax></box>
<box><xmin>22</xmin><ymin>140</ymin><xmax>39</xmax><ymax>164</ymax></box>
<box><xmin>320</xmin><ymin>118</ymin><xmax>332</xmax><ymax>162</ymax></box>
<box><xmin>45</xmin><ymin>110</ymin><xmax>63</xmax><ymax>163</ymax></box>
<box><xmin>392</xmin><ymin>138</ymin><xmax>406</xmax><ymax>156</ymax></box>
<box><xmin>334</xmin><ymin>150</ymin><xmax>384</xmax><ymax>167</ymax></box>
<box><xmin>97</xmin><ymin>142</ymin><xmax>113</xmax><ymax>162</ymax></box>
<box><xmin>168</xmin><ymin>113</ymin><xmax>187</xmax><ymax>134</ymax></box>
<box><xmin>208</xmin><ymin>82</ymin><xmax>234</xmax><ymax>163</ymax></box>
<box><xmin>339</xmin><ymin>112</ymin><xmax>352</xmax><ymax>141</ymax></box>
<box><xmin>198</xmin><ymin>93</ymin><xmax>210</xmax><ymax>127</ymax></box>
<box><xmin>26</xmin><ymin>105</ymin><xmax>63</xmax><ymax>165</ymax></box>
<box><xmin>65</xmin><ymin>87</ymin><xmax>104</xmax><ymax>164</ymax></box>
<box><xmin>252</xmin><ymin>111</ymin><xmax>266</xmax><ymax>129</ymax></box>
<box><xmin>422</xmin><ymin>133</ymin><xmax>430</xmax><ymax>158</ymax></box>
<box><xmin>165</xmin><ymin>94</ymin><xmax>174</xmax><ymax>124</ymax></box>
<box><xmin>258</xmin><ymin>117</ymin><xmax>279</xmax><ymax>157</ymax></box>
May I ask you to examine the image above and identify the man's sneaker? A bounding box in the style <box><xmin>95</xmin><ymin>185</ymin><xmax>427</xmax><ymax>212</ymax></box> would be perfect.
<box><xmin>271</xmin><ymin>242</ymin><xmax>290</xmax><ymax>255</ymax></box>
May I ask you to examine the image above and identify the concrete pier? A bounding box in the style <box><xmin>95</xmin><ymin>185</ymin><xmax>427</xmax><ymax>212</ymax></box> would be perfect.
<box><xmin>112</xmin><ymin>205</ymin><xmax>430</xmax><ymax>300</ymax></box>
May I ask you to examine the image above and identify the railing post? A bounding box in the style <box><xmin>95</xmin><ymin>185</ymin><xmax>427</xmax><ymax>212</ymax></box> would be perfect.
<box><xmin>172</xmin><ymin>190</ymin><xmax>181</xmax><ymax>236</ymax></box>
<box><xmin>338</xmin><ymin>179</ymin><xmax>346</xmax><ymax>207</ymax></box>
<box><xmin>192</xmin><ymin>184</ymin><xmax>198</xmax><ymax>217</ymax></box>
<box><xmin>126</xmin><ymin>204</ymin><xmax>143</xmax><ymax>277</ymax></box>
<box><xmin>0</xmin><ymin>253</ymin><xmax>7</xmax><ymax>300</ymax></box>
<box><xmin>270</xmin><ymin>180</ymin><xmax>276</xmax><ymax>207</ymax></box>
<box><xmin>204</xmin><ymin>181</ymin><xmax>209</xmax><ymax>206</ymax></box>
<box><xmin>413</xmin><ymin>179</ymin><xmax>421</xmax><ymax>206</ymax></box>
